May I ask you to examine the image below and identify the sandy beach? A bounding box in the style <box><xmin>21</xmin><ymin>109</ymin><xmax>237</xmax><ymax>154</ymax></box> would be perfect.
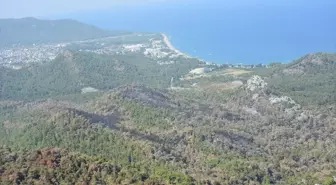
<box><xmin>161</xmin><ymin>33</ymin><xmax>190</xmax><ymax>58</ymax></box>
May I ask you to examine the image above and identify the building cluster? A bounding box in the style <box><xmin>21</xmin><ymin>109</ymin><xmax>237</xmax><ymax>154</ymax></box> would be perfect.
<box><xmin>80</xmin><ymin>45</ymin><xmax>120</xmax><ymax>55</ymax></box>
<box><xmin>0</xmin><ymin>32</ymin><xmax>191</xmax><ymax>68</ymax></box>
<box><xmin>0</xmin><ymin>44</ymin><xmax>67</xmax><ymax>65</ymax></box>
<box><xmin>200</xmin><ymin>61</ymin><xmax>269</xmax><ymax>69</ymax></box>
<box><xmin>0</xmin><ymin>34</ymin><xmax>269</xmax><ymax>71</ymax></box>
<box><xmin>219</xmin><ymin>63</ymin><xmax>269</xmax><ymax>69</ymax></box>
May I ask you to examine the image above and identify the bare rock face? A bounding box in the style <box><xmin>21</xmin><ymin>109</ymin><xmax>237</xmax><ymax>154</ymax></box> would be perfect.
<box><xmin>269</xmin><ymin>95</ymin><xmax>301</xmax><ymax>116</ymax></box>
<box><xmin>81</xmin><ymin>87</ymin><xmax>99</xmax><ymax>94</ymax></box>
<box><xmin>246</xmin><ymin>75</ymin><xmax>267</xmax><ymax>92</ymax></box>
<box><xmin>269</xmin><ymin>96</ymin><xmax>296</xmax><ymax>105</ymax></box>
<box><xmin>244</xmin><ymin>76</ymin><xmax>303</xmax><ymax>117</ymax></box>
<box><xmin>297</xmin><ymin>112</ymin><xmax>309</xmax><ymax>122</ymax></box>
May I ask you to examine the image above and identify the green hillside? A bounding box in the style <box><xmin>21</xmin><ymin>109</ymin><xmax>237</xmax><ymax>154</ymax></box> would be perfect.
<box><xmin>0</xmin><ymin>17</ymin><xmax>129</xmax><ymax>47</ymax></box>
<box><xmin>0</xmin><ymin>80</ymin><xmax>335</xmax><ymax>184</ymax></box>
<box><xmin>263</xmin><ymin>53</ymin><xmax>336</xmax><ymax>106</ymax></box>
<box><xmin>0</xmin><ymin>51</ymin><xmax>200</xmax><ymax>100</ymax></box>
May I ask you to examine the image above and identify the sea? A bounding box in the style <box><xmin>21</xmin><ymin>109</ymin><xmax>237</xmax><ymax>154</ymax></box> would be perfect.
<box><xmin>55</xmin><ymin>0</ymin><xmax>336</xmax><ymax>64</ymax></box>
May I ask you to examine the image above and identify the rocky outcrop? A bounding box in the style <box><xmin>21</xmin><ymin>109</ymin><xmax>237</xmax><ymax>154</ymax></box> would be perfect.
<box><xmin>81</xmin><ymin>87</ymin><xmax>99</xmax><ymax>94</ymax></box>
<box><xmin>189</xmin><ymin>67</ymin><xmax>212</xmax><ymax>75</ymax></box>
<box><xmin>269</xmin><ymin>95</ymin><xmax>301</xmax><ymax>116</ymax></box>
<box><xmin>245</xmin><ymin>76</ymin><xmax>302</xmax><ymax>117</ymax></box>
<box><xmin>297</xmin><ymin>112</ymin><xmax>309</xmax><ymax>122</ymax></box>
<box><xmin>246</xmin><ymin>75</ymin><xmax>267</xmax><ymax>92</ymax></box>
<box><xmin>269</xmin><ymin>95</ymin><xmax>296</xmax><ymax>105</ymax></box>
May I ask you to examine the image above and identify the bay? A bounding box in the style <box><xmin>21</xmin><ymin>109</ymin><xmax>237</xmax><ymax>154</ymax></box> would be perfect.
<box><xmin>57</xmin><ymin>0</ymin><xmax>336</xmax><ymax>64</ymax></box>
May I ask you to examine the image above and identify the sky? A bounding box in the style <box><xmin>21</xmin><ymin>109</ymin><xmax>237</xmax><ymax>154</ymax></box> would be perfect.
<box><xmin>1</xmin><ymin>0</ymin><xmax>335</xmax><ymax>19</ymax></box>
<box><xmin>0</xmin><ymin>0</ymin><xmax>169</xmax><ymax>18</ymax></box>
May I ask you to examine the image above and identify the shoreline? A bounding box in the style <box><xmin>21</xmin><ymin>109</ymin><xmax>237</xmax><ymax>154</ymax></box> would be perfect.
<box><xmin>161</xmin><ymin>33</ymin><xmax>191</xmax><ymax>58</ymax></box>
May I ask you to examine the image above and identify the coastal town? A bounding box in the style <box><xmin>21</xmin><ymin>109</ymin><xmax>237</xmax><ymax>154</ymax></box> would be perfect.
<box><xmin>0</xmin><ymin>43</ymin><xmax>66</xmax><ymax>65</ymax></box>
<box><xmin>0</xmin><ymin>34</ymin><xmax>269</xmax><ymax>70</ymax></box>
<box><xmin>0</xmin><ymin>33</ymin><xmax>183</xmax><ymax>66</ymax></box>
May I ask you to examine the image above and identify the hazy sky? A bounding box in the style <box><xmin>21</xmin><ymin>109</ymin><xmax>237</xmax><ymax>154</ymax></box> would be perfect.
<box><xmin>2</xmin><ymin>0</ymin><xmax>335</xmax><ymax>19</ymax></box>
<box><xmin>0</xmin><ymin>0</ymin><xmax>169</xmax><ymax>18</ymax></box>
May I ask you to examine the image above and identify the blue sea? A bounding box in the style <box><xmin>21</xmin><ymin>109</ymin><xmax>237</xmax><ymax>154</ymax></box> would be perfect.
<box><xmin>55</xmin><ymin>0</ymin><xmax>336</xmax><ymax>64</ymax></box>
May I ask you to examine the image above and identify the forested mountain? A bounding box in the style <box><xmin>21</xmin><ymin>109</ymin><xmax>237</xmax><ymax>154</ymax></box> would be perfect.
<box><xmin>0</xmin><ymin>51</ymin><xmax>200</xmax><ymax>100</ymax></box>
<box><xmin>264</xmin><ymin>53</ymin><xmax>336</xmax><ymax>106</ymax></box>
<box><xmin>0</xmin><ymin>79</ymin><xmax>335</xmax><ymax>184</ymax></box>
<box><xmin>0</xmin><ymin>17</ymin><xmax>129</xmax><ymax>47</ymax></box>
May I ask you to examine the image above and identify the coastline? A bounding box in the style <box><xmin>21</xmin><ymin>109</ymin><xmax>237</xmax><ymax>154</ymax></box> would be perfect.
<box><xmin>161</xmin><ymin>33</ymin><xmax>191</xmax><ymax>58</ymax></box>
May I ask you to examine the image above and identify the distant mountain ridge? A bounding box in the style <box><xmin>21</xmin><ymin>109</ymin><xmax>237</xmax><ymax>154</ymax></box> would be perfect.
<box><xmin>283</xmin><ymin>52</ymin><xmax>336</xmax><ymax>75</ymax></box>
<box><xmin>266</xmin><ymin>52</ymin><xmax>336</xmax><ymax>106</ymax></box>
<box><xmin>0</xmin><ymin>17</ymin><xmax>130</xmax><ymax>47</ymax></box>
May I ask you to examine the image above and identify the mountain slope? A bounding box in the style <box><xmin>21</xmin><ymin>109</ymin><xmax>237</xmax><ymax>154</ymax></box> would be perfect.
<box><xmin>0</xmin><ymin>81</ymin><xmax>335</xmax><ymax>184</ymax></box>
<box><xmin>283</xmin><ymin>52</ymin><xmax>336</xmax><ymax>75</ymax></box>
<box><xmin>0</xmin><ymin>17</ymin><xmax>129</xmax><ymax>47</ymax></box>
<box><xmin>261</xmin><ymin>53</ymin><xmax>336</xmax><ymax>106</ymax></box>
<box><xmin>0</xmin><ymin>51</ymin><xmax>200</xmax><ymax>100</ymax></box>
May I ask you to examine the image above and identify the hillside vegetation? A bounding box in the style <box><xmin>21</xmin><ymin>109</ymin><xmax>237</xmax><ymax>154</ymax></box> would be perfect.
<box><xmin>0</xmin><ymin>69</ymin><xmax>335</xmax><ymax>184</ymax></box>
<box><xmin>264</xmin><ymin>53</ymin><xmax>336</xmax><ymax>106</ymax></box>
<box><xmin>0</xmin><ymin>51</ymin><xmax>200</xmax><ymax>100</ymax></box>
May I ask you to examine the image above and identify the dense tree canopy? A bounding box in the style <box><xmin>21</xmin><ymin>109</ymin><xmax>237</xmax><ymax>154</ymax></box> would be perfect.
<box><xmin>0</xmin><ymin>52</ymin><xmax>335</xmax><ymax>184</ymax></box>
